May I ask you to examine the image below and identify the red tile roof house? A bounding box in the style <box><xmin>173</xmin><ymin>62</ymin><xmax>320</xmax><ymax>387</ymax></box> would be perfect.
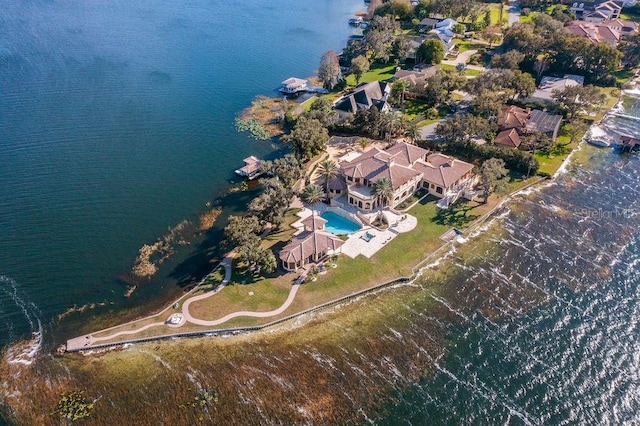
<box><xmin>336</xmin><ymin>142</ymin><xmax>475</xmax><ymax>210</ymax></box>
<box><xmin>495</xmin><ymin>105</ymin><xmax>563</xmax><ymax>144</ymax></box>
<box><xmin>494</xmin><ymin>128</ymin><xmax>522</xmax><ymax>148</ymax></box>
<box><xmin>565</xmin><ymin>20</ymin><xmax>621</xmax><ymax>46</ymax></box>
<box><xmin>279</xmin><ymin>214</ymin><xmax>345</xmax><ymax>272</ymax></box>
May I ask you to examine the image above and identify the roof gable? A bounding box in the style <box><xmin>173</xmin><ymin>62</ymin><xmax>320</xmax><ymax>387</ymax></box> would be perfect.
<box><xmin>279</xmin><ymin>230</ymin><xmax>345</xmax><ymax>264</ymax></box>
<box><xmin>495</xmin><ymin>128</ymin><xmax>522</xmax><ymax>148</ymax></box>
<box><xmin>384</xmin><ymin>142</ymin><xmax>429</xmax><ymax>166</ymax></box>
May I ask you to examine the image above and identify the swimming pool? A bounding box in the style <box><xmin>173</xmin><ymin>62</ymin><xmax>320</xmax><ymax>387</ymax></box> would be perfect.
<box><xmin>321</xmin><ymin>211</ymin><xmax>362</xmax><ymax>235</ymax></box>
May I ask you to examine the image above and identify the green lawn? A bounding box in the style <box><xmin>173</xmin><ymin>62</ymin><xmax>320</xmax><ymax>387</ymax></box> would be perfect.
<box><xmin>454</xmin><ymin>40</ymin><xmax>486</xmax><ymax>53</ymax></box>
<box><xmin>488</xmin><ymin>4</ymin><xmax>504</xmax><ymax>26</ymax></box>
<box><xmin>613</xmin><ymin>69</ymin><xmax>636</xmax><ymax>87</ymax></box>
<box><xmin>346</xmin><ymin>63</ymin><xmax>397</xmax><ymax>86</ymax></box>
<box><xmin>620</xmin><ymin>11</ymin><xmax>640</xmax><ymax>23</ymax></box>
<box><xmin>439</xmin><ymin>63</ymin><xmax>482</xmax><ymax>76</ymax></box>
<box><xmin>402</xmin><ymin>99</ymin><xmax>428</xmax><ymax>121</ymax></box>
<box><xmin>519</xmin><ymin>12</ymin><xmax>539</xmax><ymax>23</ymax></box>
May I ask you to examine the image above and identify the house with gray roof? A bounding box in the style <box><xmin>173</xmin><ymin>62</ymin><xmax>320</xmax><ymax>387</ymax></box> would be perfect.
<box><xmin>334</xmin><ymin>81</ymin><xmax>391</xmax><ymax>116</ymax></box>
<box><xmin>530</xmin><ymin>74</ymin><xmax>584</xmax><ymax>103</ymax></box>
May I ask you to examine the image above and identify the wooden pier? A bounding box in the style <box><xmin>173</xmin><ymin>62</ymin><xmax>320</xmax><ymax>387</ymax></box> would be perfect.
<box><xmin>617</xmin><ymin>136</ymin><xmax>640</xmax><ymax>153</ymax></box>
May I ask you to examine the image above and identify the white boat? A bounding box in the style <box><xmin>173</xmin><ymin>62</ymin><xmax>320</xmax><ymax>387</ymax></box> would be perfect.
<box><xmin>348</xmin><ymin>17</ymin><xmax>363</xmax><ymax>26</ymax></box>
<box><xmin>587</xmin><ymin>139</ymin><xmax>611</xmax><ymax>147</ymax></box>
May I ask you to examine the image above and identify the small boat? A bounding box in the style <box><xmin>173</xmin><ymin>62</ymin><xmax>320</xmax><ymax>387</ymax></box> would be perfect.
<box><xmin>348</xmin><ymin>17</ymin><xmax>363</xmax><ymax>26</ymax></box>
<box><xmin>587</xmin><ymin>139</ymin><xmax>611</xmax><ymax>147</ymax></box>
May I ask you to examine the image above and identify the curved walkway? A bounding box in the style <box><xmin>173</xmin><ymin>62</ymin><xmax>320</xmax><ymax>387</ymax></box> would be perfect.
<box><xmin>183</xmin><ymin>283</ymin><xmax>301</xmax><ymax>326</ymax></box>
<box><xmin>66</xmin><ymin>250</ymin><xmax>300</xmax><ymax>351</ymax></box>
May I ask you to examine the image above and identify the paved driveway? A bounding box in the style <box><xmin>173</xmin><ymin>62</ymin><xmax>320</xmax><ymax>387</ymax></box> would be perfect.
<box><xmin>507</xmin><ymin>0</ymin><xmax>521</xmax><ymax>27</ymax></box>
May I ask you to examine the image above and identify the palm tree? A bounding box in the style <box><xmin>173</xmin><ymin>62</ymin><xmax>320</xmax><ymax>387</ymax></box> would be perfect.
<box><xmin>372</xmin><ymin>178</ymin><xmax>393</xmax><ymax>224</ymax></box>
<box><xmin>392</xmin><ymin>79</ymin><xmax>409</xmax><ymax>107</ymax></box>
<box><xmin>301</xmin><ymin>184</ymin><xmax>325</xmax><ymax>213</ymax></box>
<box><xmin>358</xmin><ymin>137</ymin><xmax>371</xmax><ymax>152</ymax></box>
<box><xmin>381</xmin><ymin>111</ymin><xmax>404</xmax><ymax>141</ymax></box>
<box><xmin>405</xmin><ymin>122</ymin><xmax>419</xmax><ymax>144</ymax></box>
<box><xmin>317</xmin><ymin>159</ymin><xmax>339</xmax><ymax>202</ymax></box>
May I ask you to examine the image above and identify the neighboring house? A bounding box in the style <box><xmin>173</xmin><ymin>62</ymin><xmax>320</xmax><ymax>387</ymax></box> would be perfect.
<box><xmin>426</xmin><ymin>33</ymin><xmax>456</xmax><ymax>54</ymax></box>
<box><xmin>422</xmin><ymin>18</ymin><xmax>461</xmax><ymax>54</ymax></box>
<box><xmin>494</xmin><ymin>128</ymin><xmax>522</xmax><ymax>148</ymax></box>
<box><xmin>526</xmin><ymin>110</ymin><xmax>563</xmax><ymax>141</ymax></box>
<box><xmin>565</xmin><ymin>20</ymin><xmax>621</xmax><ymax>45</ymax></box>
<box><xmin>336</xmin><ymin>142</ymin><xmax>475</xmax><ymax>210</ymax></box>
<box><xmin>279</xmin><ymin>214</ymin><xmax>345</xmax><ymax>272</ymax></box>
<box><xmin>570</xmin><ymin>0</ymin><xmax>624</xmax><ymax>20</ymax></box>
<box><xmin>498</xmin><ymin>105</ymin><xmax>531</xmax><ymax>131</ymax></box>
<box><xmin>334</xmin><ymin>81</ymin><xmax>391</xmax><ymax>116</ymax></box>
<box><xmin>497</xmin><ymin>105</ymin><xmax>563</xmax><ymax>142</ymax></box>
<box><xmin>603</xmin><ymin>18</ymin><xmax>640</xmax><ymax>36</ymax></box>
<box><xmin>392</xmin><ymin>66</ymin><xmax>438</xmax><ymax>85</ymax></box>
<box><xmin>530</xmin><ymin>74</ymin><xmax>585</xmax><ymax>103</ymax></box>
<box><xmin>419</xmin><ymin>17</ymin><xmax>440</xmax><ymax>31</ymax></box>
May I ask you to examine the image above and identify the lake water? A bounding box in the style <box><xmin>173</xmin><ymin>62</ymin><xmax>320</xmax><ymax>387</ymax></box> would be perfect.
<box><xmin>0</xmin><ymin>0</ymin><xmax>363</xmax><ymax>349</ymax></box>
<box><xmin>4</xmin><ymin>0</ymin><xmax>640</xmax><ymax>423</ymax></box>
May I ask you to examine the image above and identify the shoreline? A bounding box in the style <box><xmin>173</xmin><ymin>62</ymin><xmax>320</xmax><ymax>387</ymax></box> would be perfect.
<box><xmin>64</xmin><ymin>174</ymin><xmax>548</xmax><ymax>353</ymax></box>
<box><xmin>57</xmin><ymin>56</ymin><xmax>640</xmax><ymax>357</ymax></box>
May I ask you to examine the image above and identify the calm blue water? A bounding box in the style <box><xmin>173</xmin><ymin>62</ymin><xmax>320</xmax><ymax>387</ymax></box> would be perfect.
<box><xmin>0</xmin><ymin>0</ymin><xmax>362</xmax><ymax>348</ymax></box>
<box><xmin>321</xmin><ymin>211</ymin><xmax>362</xmax><ymax>235</ymax></box>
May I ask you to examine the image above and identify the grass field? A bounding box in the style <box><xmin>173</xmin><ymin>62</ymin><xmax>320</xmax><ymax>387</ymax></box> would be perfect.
<box><xmin>346</xmin><ymin>63</ymin><xmax>396</xmax><ymax>86</ymax></box>
<box><xmin>439</xmin><ymin>63</ymin><xmax>483</xmax><ymax>76</ymax></box>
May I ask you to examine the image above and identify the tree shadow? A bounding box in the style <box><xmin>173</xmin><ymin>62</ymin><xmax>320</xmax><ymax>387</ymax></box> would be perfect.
<box><xmin>432</xmin><ymin>200</ymin><xmax>481</xmax><ymax>227</ymax></box>
<box><xmin>167</xmin><ymin>187</ymin><xmax>262</xmax><ymax>290</ymax></box>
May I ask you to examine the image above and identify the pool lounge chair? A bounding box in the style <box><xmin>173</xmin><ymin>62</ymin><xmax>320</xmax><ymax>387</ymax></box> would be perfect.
<box><xmin>360</xmin><ymin>232</ymin><xmax>376</xmax><ymax>242</ymax></box>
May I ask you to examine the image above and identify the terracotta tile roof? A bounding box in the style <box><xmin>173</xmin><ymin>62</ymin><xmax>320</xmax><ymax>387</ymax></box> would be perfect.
<box><xmin>495</xmin><ymin>128</ymin><xmax>522</xmax><ymax>148</ymax></box>
<box><xmin>565</xmin><ymin>21</ymin><xmax>620</xmax><ymax>44</ymax></box>
<box><xmin>340</xmin><ymin>148</ymin><xmax>391</xmax><ymax>180</ymax></box>
<box><xmin>498</xmin><ymin>105</ymin><xmax>530</xmax><ymax>130</ymax></box>
<box><xmin>279</xmin><ymin>230</ymin><xmax>345</xmax><ymax>264</ymax></box>
<box><xmin>385</xmin><ymin>142</ymin><xmax>429</xmax><ymax>166</ymax></box>
<box><xmin>413</xmin><ymin>153</ymin><xmax>474</xmax><ymax>188</ymax></box>
<box><xmin>370</xmin><ymin>163</ymin><xmax>423</xmax><ymax>190</ymax></box>
<box><xmin>327</xmin><ymin>176</ymin><xmax>347</xmax><ymax>191</ymax></box>
<box><xmin>301</xmin><ymin>214</ymin><xmax>327</xmax><ymax>231</ymax></box>
<box><xmin>340</xmin><ymin>142</ymin><xmax>424</xmax><ymax>190</ymax></box>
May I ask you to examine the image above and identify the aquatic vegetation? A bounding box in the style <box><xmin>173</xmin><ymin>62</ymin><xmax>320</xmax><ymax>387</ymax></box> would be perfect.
<box><xmin>198</xmin><ymin>207</ymin><xmax>222</xmax><ymax>231</ymax></box>
<box><xmin>178</xmin><ymin>389</ymin><xmax>218</xmax><ymax>410</ymax></box>
<box><xmin>131</xmin><ymin>220</ymin><xmax>193</xmax><ymax>278</ymax></box>
<box><xmin>235</xmin><ymin>117</ymin><xmax>272</xmax><ymax>140</ymax></box>
<box><xmin>50</xmin><ymin>391</ymin><xmax>94</xmax><ymax>422</ymax></box>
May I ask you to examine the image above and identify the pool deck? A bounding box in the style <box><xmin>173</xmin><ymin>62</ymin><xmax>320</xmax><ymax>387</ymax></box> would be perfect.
<box><xmin>295</xmin><ymin>207</ymin><xmax>417</xmax><ymax>259</ymax></box>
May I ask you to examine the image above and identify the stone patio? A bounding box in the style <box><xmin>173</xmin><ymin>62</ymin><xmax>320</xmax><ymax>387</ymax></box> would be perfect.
<box><xmin>296</xmin><ymin>204</ymin><xmax>418</xmax><ymax>259</ymax></box>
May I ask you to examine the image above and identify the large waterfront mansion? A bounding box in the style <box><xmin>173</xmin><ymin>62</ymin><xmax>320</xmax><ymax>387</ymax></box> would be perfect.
<box><xmin>328</xmin><ymin>141</ymin><xmax>475</xmax><ymax>211</ymax></box>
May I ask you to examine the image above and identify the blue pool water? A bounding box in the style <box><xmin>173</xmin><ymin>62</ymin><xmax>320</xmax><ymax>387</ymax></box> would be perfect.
<box><xmin>321</xmin><ymin>211</ymin><xmax>361</xmax><ymax>235</ymax></box>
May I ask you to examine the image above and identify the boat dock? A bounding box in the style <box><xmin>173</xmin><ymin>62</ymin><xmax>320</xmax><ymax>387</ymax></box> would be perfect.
<box><xmin>235</xmin><ymin>156</ymin><xmax>262</xmax><ymax>179</ymax></box>
<box><xmin>279</xmin><ymin>77</ymin><xmax>328</xmax><ymax>95</ymax></box>
<box><xmin>615</xmin><ymin>136</ymin><xmax>640</xmax><ymax>153</ymax></box>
